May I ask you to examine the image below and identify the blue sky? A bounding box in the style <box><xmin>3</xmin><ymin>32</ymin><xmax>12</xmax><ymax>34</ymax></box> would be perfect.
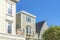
<box><xmin>16</xmin><ymin>0</ymin><xmax>60</xmax><ymax>27</ymax></box>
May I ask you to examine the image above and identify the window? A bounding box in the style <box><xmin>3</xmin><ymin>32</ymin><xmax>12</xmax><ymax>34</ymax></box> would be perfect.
<box><xmin>7</xmin><ymin>2</ymin><xmax>12</xmax><ymax>16</ymax></box>
<box><xmin>8</xmin><ymin>21</ymin><xmax>12</xmax><ymax>34</ymax></box>
<box><xmin>23</xmin><ymin>28</ymin><xmax>25</xmax><ymax>33</ymax></box>
<box><xmin>26</xmin><ymin>16</ymin><xmax>31</xmax><ymax>23</ymax></box>
<box><xmin>29</xmin><ymin>27</ymin><xmax>31</xmax><ymax>34</ymax></box>
<box><xmin>33</xmin><ymin>31</ymin><xmax>34</xmax><ymax>35</ymax></box>
<box><xmin>26</xmin><ymin>26</ymin><xmax>31</xmax><ymax>34</ymax></box>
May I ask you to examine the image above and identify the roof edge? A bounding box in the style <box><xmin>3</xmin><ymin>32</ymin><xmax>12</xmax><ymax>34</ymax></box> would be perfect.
<box><xmin>17</xmin><ymin>10</ymin><xmax>36</xmax><ymax>18</ymax></box>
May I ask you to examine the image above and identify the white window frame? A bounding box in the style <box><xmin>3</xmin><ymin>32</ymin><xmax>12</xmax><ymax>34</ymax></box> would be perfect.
<box><xmin>26</xmin><ymin>16</ymin><xmax>31</xmax><ymax>23</ymax></box>
<box><xmin>26</xmin><ymin>26</ymin><xmax>31</xmax><ymax>34</ymax></box>
<box><xmin>7</xmin><ymin>2</ymin><xmax>12</xmax><ymax>16</ymax></box>
<box><xmin>7</xmin><ymin>21</ymin><xmax>12</xmax><ymax>34</ymax></box>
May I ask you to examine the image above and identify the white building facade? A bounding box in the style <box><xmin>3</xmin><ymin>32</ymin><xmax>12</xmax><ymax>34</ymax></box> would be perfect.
<box><xmin>16</xmin><ymin>11</ymin><xmax>38</xmax><ymax>40</ymax></box>
<box><xmin>16</xmin><ymin>11</ymin><xmax>48</xmax><ymax>40</ymax></box>
<box><xmin>0</xmin><ymin>0</ymin><xmax>25</xmax><ymax>40</ymax></box>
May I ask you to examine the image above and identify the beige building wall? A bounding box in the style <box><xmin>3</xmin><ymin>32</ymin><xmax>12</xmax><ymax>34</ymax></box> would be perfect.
<box><xmin>0</xmin><ymin>0</ymin><xmax>16</xmax><ymax>35</ymax></box>
<box><xmin>0</xmin><ymin>0</ymin><xmax>25</xmax><ymax>40</ymax></box>
<box><xmin>0</xmin><ymin>33</ymin><xmax>25</xmax><ymax>40</ymax></box>
<box><xmin>0</xmin><ymin>0</ymin><xmax>7</xmax><ymax>34</ymax></box>
<box><xmin>21</xmin><ymin>12</ymin><xmax>36</xmax><ymax>34</ymax></box>
<box><xmin>16</xmin><ymin>11</ymin><xmax>36</xmax><ymax>38</ymax></box>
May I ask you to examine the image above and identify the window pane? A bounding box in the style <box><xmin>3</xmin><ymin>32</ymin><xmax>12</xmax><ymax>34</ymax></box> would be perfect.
<box><xmin>8</xmin><ymin>9</ymin><xmax>12</xmax><ymax>15</ymax></box>
<box><xmin>8</xmin><ymin>21</ymin><xmax>12</xmax><ymax>34</ymax></box>
<box><xmin>7</xmin><ymin>2</ymin><xmax>12</xmax><ymax>15</ymax></box>
<box><xmin>23</xmin><ymin>28</ymin><xmax>25</xmax><ymax>33</ymax></box>
<box><xmin>26</xmin><ymin>26</ymin><xmax>31</xmax><ymax>34</ymax></box>
<box><xmin>29</xmin><ymin>27</ymin><xmax>31</xmax><ymax>34</ymax></box>
<box><xmin>26</xmin><ymin>16</ymin><xmax>31</xmax><ymax>23</ymax></box>
<box><xmin>26</xmin><ymin>27</ymin><xmax>28</xmax><ymax>34</ymax></box>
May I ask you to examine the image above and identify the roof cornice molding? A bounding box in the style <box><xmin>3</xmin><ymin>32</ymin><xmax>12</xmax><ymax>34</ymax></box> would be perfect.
<box><xmin>18</xmin><ymin>10</ymin><xmax>36</xmax><ymax>18</ymax></box>
<box><xmin>10</xmin><ymin>0</ymin><xmax>19</xmax><ymax>3</ymax></box>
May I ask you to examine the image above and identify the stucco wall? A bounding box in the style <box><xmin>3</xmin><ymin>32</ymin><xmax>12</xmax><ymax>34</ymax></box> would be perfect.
<box><xmin>0</xmin><ymin>0</ymin><xmax>16</xmax><ymax>35</ymax></box>
<box><xmin>16</xmin><ymin>12</ymin><xmax>36</xmax><ymax>35</ymax></box>
<box><xmin>0</xmin><ymin>0</ymin><xmax>7</xmax><ymax>34</ymax></box>
<box><xmin>0</xmin><ymin>33</ymin><xmax>25</xmax><ymax>40</ymax></box>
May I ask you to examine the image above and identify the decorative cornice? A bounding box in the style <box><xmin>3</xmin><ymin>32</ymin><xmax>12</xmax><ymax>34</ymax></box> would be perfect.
<box><xmin>18</xmin><ymin>10</ymin><xmax>36</xmax><ymax>18</ymax></box>
<box><xmin>10</xmin><ymin>0</ymin><xmax>19</xmax><ymax>3</ymax></box>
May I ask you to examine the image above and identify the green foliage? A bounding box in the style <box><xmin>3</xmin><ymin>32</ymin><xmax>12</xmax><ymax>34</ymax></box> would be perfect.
<box><xmin>42</xmin><ymin>26</ymin><xmax>60</xmax><ymax>40</ymax></box>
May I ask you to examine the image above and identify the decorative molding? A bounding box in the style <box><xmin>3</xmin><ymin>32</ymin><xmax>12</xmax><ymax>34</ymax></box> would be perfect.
<box><xmin>10</xmin><ymin>0</ymin><xmax>19</xmax><ymax>3</ymax></box>
<box><xmin>18</xmin><ymin>10</ymin><xmax>36</xmax><ymax>18</ymax></box>
<box><xmin>6</xmin><ymin>19</ymin><xmax>13</xmax><ymax>23</ymax></box>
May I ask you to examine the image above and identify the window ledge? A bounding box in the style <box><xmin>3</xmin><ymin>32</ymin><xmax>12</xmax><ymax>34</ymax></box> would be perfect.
<box><xmin>6</xmin><ymin>14</ymin><xmax>13</xmax><ymax>17</ymax></box>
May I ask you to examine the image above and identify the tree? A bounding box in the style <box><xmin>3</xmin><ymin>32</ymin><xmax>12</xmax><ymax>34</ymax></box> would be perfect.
<box><xmin>42</xmin><ymin>26</ymin><xmax>60</xmax><ymax>40</ymax></box>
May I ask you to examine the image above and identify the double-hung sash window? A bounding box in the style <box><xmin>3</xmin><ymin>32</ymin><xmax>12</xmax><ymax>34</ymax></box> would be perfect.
<box><xmin>26</xmin><ymin>16</ymin><xmax>31</xmax><ymax>23</ymax></box>
<box><xmin>7</xmin><ymin>2</ymin><xmax>12</xmax><ymax>16</ymax></box>
<box><xmin>26</xmin><ymin>27</ymin><xmax>31</xmax><ymax>34</ymax></box>
<box><xmin>8</xmin><ymin>21</ymin><xmax>12</xmax><ymax>34</ymax></box>
<box><xmin>29</xmin><ymin>27</ymin><xmax>31</xmax><ymax>34</ymax></box>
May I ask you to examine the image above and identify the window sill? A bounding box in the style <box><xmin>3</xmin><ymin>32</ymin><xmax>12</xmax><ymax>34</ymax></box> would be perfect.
<box><xmin>26</xmin><ymin>22</ymin><xmax>31</xmax><ymax>24</ymax></box>
<box><xmin>6</xmin><ymin>14</ymin><xmax>13</xmax><ymax>17</ymax></box>
<box><xmin>26</xmin><ymin>33</ymin><xmax>31</xmax><ymax>35</ymax></box>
